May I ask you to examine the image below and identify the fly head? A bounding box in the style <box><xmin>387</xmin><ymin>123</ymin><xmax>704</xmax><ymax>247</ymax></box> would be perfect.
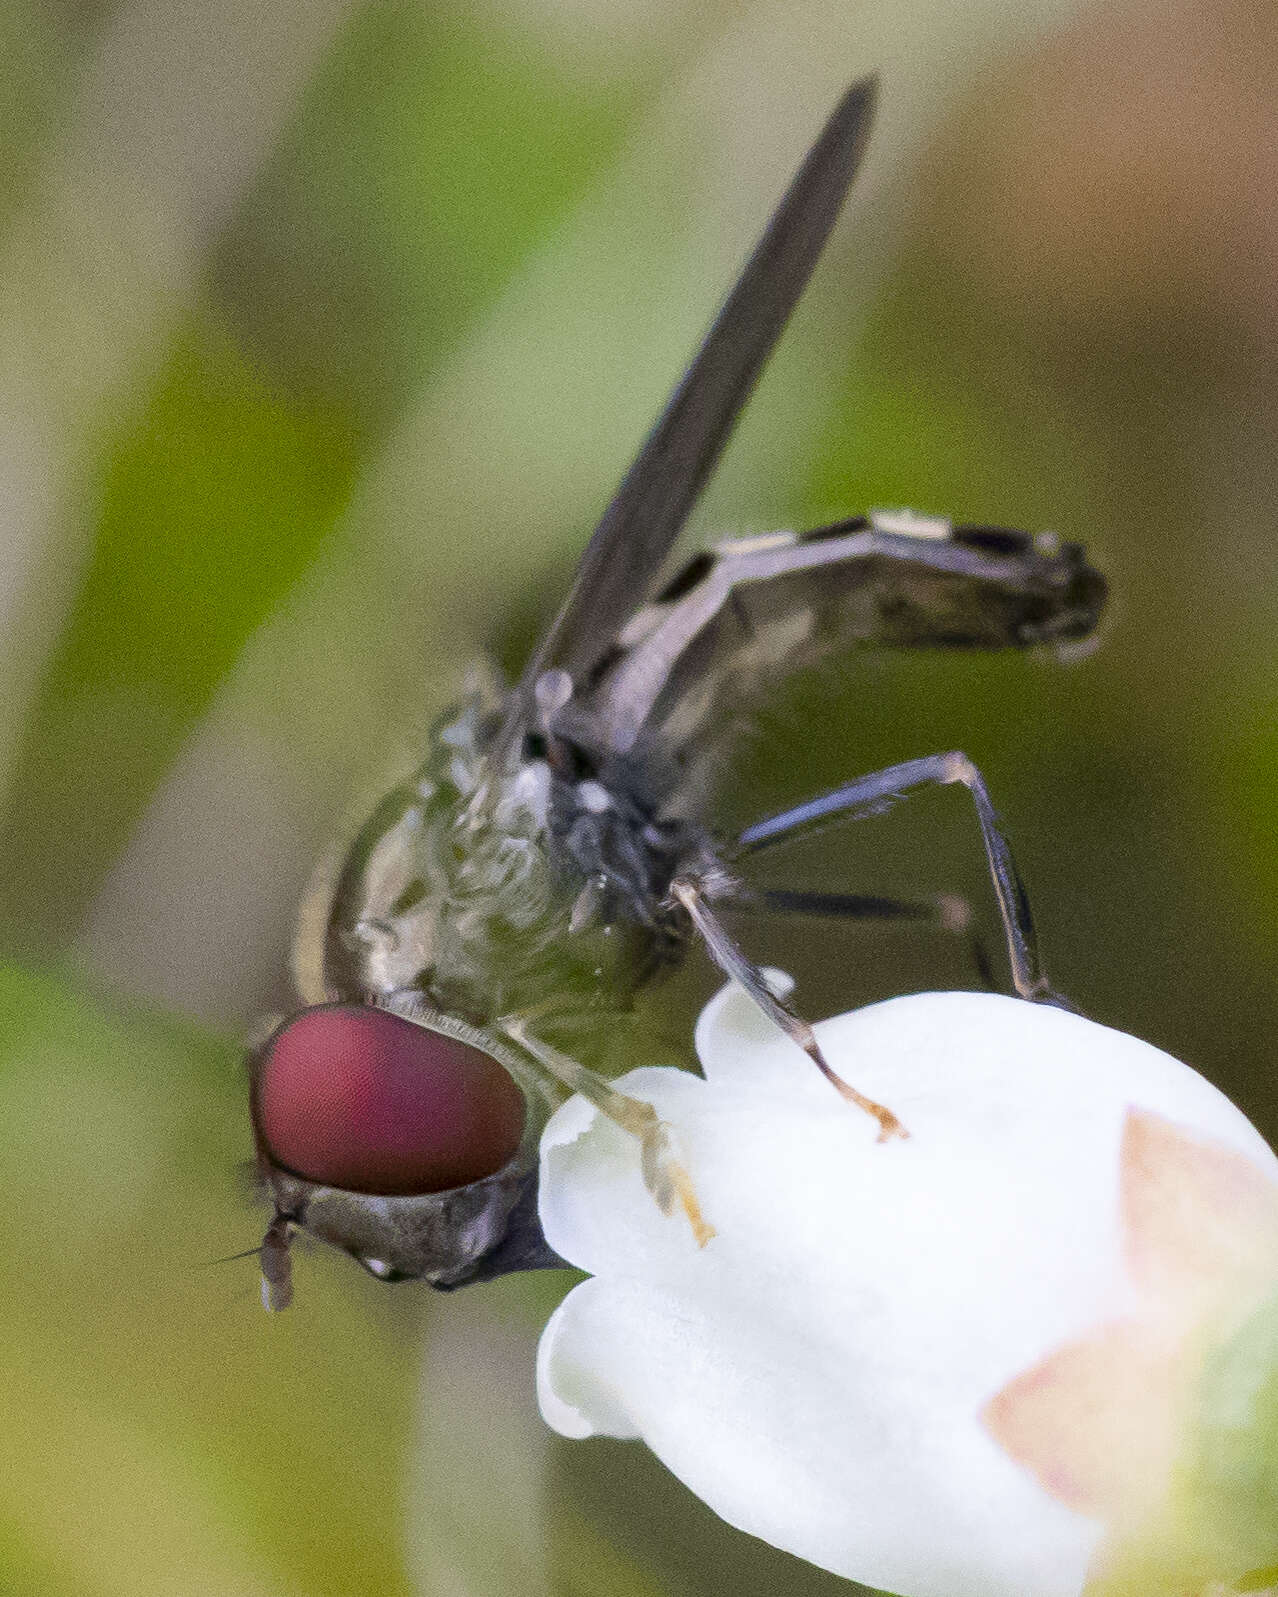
<box><xmin>248</xmin><ymin>1002</ymin><xmax>561</xmax><ymax>1304</ymax></box>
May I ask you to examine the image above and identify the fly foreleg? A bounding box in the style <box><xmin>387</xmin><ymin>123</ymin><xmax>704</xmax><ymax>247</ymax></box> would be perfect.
<box><xmin>496</xmin><ymin>1013</ymin><xmax>714</xmax><ymax>1246</ymax></box>
<box><xmin>668</xmin><ymin>878</ymin><xmax>907</xmax><ymax>1141</ymax></box>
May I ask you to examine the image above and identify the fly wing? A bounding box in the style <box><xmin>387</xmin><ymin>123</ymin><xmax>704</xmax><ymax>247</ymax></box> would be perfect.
<box><xmin>499</xmin><ymin>77</ymin><xmax>878</xmax><ymax>754</ymax></box>
<box><xmin>562</xmin><ymin>512</ymin><xmax>1106</xmax><ymax>804</ymax></box>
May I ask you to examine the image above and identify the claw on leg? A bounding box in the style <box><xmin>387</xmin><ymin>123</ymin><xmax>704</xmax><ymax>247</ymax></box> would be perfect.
<box><xmin>595</xmin><ymin>1089</ymin><xmax>715</xmax><ymax>1247</ymax></box>
<box><xmin>638</xmin><ymin>1110</ymin><xmax>716</xmax><ymax>1247</ymax></box>
<box><xmin>828</xmin><ymin>1076</ymin><xmax>907</xmax><ymax>1141</ymax></box>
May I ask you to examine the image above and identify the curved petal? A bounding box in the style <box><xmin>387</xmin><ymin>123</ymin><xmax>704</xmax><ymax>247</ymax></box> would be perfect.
<box><xmin>693</xmin><ymin>968</ymin><xmax>796</xmax><ymax>1085</ymax></box>
<box><xmin>699</xmin><ymin>989</ymin><xmax>1278</xmax><ymax>1179</ymax></box>
<box><xmin>538</xmin><ymin>1065</ymin><xmax>713</xmax><ymax>1278</ymax></box>
<box><xmin>536</xmin><ymin>1279</ymin><xmax>643</xmax><ymax>1441</ymax></box>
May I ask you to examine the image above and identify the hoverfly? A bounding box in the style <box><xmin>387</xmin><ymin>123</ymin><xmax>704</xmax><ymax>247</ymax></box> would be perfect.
<box><xmin>249</xmin><ymin>78</ymin><xmax>1106</xmax><ymax>1309</ymax></box>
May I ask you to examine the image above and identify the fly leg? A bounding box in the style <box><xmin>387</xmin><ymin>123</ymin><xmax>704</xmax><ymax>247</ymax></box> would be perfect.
<box><xmin>668</xmin><ymin>877</ymin><xmax>907</xmax><ymax>1140</ymax></box>
<box><xmin>735</xmin><ymin>751</ymin><xmax>1066</xmax><ymax>1006</ymax></box>
<box><xmin>724</xmin><ymin>886</ymin><xmax>998</xmax><ymax>992</ymax></box>
<box><xmin>496</xmin><ymin>1013</ymin><xmax>714</xmax><ymax>1246</ymax></box>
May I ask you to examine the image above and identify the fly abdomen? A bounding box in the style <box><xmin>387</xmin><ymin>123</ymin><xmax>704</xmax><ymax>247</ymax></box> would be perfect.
<box><xmin>573</xmin><ymin>509</ymin><xmax>1106</xmax><ymax>775</ymax></box>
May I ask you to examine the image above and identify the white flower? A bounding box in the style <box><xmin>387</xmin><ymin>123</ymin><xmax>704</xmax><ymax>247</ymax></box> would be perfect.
<box><xmin>536</xmin><ymin>987</ymin><xmax>1278</xmax><ymax>1597</ymax></box>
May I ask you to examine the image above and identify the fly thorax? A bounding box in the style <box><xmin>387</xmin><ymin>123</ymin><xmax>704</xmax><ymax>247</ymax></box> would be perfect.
<box><xmin>398</xmin><ymin>757</ymin><xmax>576</xmax><ymax>1018</ymax></box>
<box><xmin>312</xmin><ymin>697</ymin><xmax>692</xmax><ymax>1021</ymax></box>
<box><xmin>310</xmin><ymin>695</ymin><xmax>509</xmax><ymax>1007</ymax></box>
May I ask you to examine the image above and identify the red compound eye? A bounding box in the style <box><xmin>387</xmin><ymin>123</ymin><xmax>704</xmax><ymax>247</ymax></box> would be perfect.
<box><xmin>254</xmin><ymin>1005</ymin><xmax>526</xmax><ymax>1195</ymax></box>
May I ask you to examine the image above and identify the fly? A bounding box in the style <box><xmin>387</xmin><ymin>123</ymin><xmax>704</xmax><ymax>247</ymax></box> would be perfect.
<box><xmin>248</xmin><ymin>78</ymin><xmax>1107</xmax><ymax>1309</ymax></box>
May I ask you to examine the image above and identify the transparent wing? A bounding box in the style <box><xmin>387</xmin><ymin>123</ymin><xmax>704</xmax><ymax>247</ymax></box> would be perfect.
<box><xmin>498</xmin><ymin>76</ymin><xmax>878</xmax><ymax>753</ymax></box>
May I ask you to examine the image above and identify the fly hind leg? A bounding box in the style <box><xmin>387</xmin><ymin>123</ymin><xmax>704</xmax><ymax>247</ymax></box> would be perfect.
<box><xmin>725</xmin><ymin>886</ymin><xmax>999</xmax><ymax>993</ymax></box>
<box><xmin>736</xmin><ymin>750</ymin><xmax>1067</xmax><ymax>1006</ymax></box>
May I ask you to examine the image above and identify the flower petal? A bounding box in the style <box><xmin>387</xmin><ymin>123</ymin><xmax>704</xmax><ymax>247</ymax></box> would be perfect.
<box><xmin>1121</xmin><ymin>1108</ymin><xmax>1278</xmax><ymax>1305</ymax></box>
<box><xmin>984</xmin><ymin>1107</ymin><xmax>1278</xmax><ymax>1540</ymax></box>
<box><xmin>537</xmin><ymin>1237</ymin><xmax>1099</xmax><ymax>1597</ymax></box>
<box><xmin>538</xmin><ymin>989</ymin><xmax>1278</xmax><ymax>1596</ymax></box>
<box><xmin>983</xmin><ymin>1321</ymin><xmax>1178</xmax><ymax>1518</ymax></box>
<box><xmin>536</xmin><ymin>1279</ymin><xmax>643</xmax><ymax>1441</ymax></box>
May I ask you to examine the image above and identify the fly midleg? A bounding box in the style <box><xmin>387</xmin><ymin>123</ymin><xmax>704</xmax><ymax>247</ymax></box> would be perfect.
<box><xmin>495</xmin><ymin>1013</ymin><xmax>714</xmax><ymax>1246</ymax></box>
<box><xmin>668</xmin><ymin>878</ymin><xmax>907</xmax><ymax>1141</ymax></box>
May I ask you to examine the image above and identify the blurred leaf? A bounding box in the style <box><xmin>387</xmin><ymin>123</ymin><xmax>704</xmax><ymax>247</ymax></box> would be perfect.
<box><xmin>550</xmin><ymin>1508</ymin><xmax>675</xmax><ymax>1597</ymax></box>
<box><xmin>805</xmin><ymin>257</ymin><xmax>1104</xmax><ymax>533</ymax></box>
<box><xmin>1195</xmin><ymin>1285</ymin><xmax>1278</xmax><ymax>1556</ymax></box>
<box><xmin>0</xmin><ymin>317</ymin><xmax>357</xmax><ymax>953</ymax></box>
<box><xmin>214</xmin><ymin>0</ymin><xmax>643</xmax><ymax>436</ymax></box>
<box><xmin>1230</xmin><ymin>1567</ymin><xmax>1278</xmax><ymax>1594</ymax></box>
<box><xmin>1084</xmin><ymin>1285</ymin><xmax>1278</xmax><ymax>1597</ymax></box>
<box><xmin>1233</xmin><ymin>717</ymin><xmax>1278</xmax><ymax>946</ymax></box>
<box><xmin>0</xmin><ymin>0</ymin><xmax>104</xmax><ymax>224</ymax></box>
<box><xmin>0</xmin><ymin>960</ymin><xmax>426</xmax><ymax>1595</ymax></box>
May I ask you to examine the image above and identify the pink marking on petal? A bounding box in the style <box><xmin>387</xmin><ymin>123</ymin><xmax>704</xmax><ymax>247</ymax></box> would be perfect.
<box><xmin>984</xmin><ymin>1111</ymin><xmax>1278</xmax><ymax>1529</ymax></box>
<box><xmin>1121</xmin><ymin>1109</ymin><xmax>1278</xmax><ymax>1307</ymax></box>
<box><xmin>982</xmin><ymin>1325</ymin><xmax>1176</xmax><ymax>1518</ymax></box>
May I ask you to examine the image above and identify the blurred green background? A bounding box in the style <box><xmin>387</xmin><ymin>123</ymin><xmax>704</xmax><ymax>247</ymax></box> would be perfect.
<box><xmin>1</xmin><ymin>0</ymin><xmax>1276</xmax><ymax>1592</ymax></box>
